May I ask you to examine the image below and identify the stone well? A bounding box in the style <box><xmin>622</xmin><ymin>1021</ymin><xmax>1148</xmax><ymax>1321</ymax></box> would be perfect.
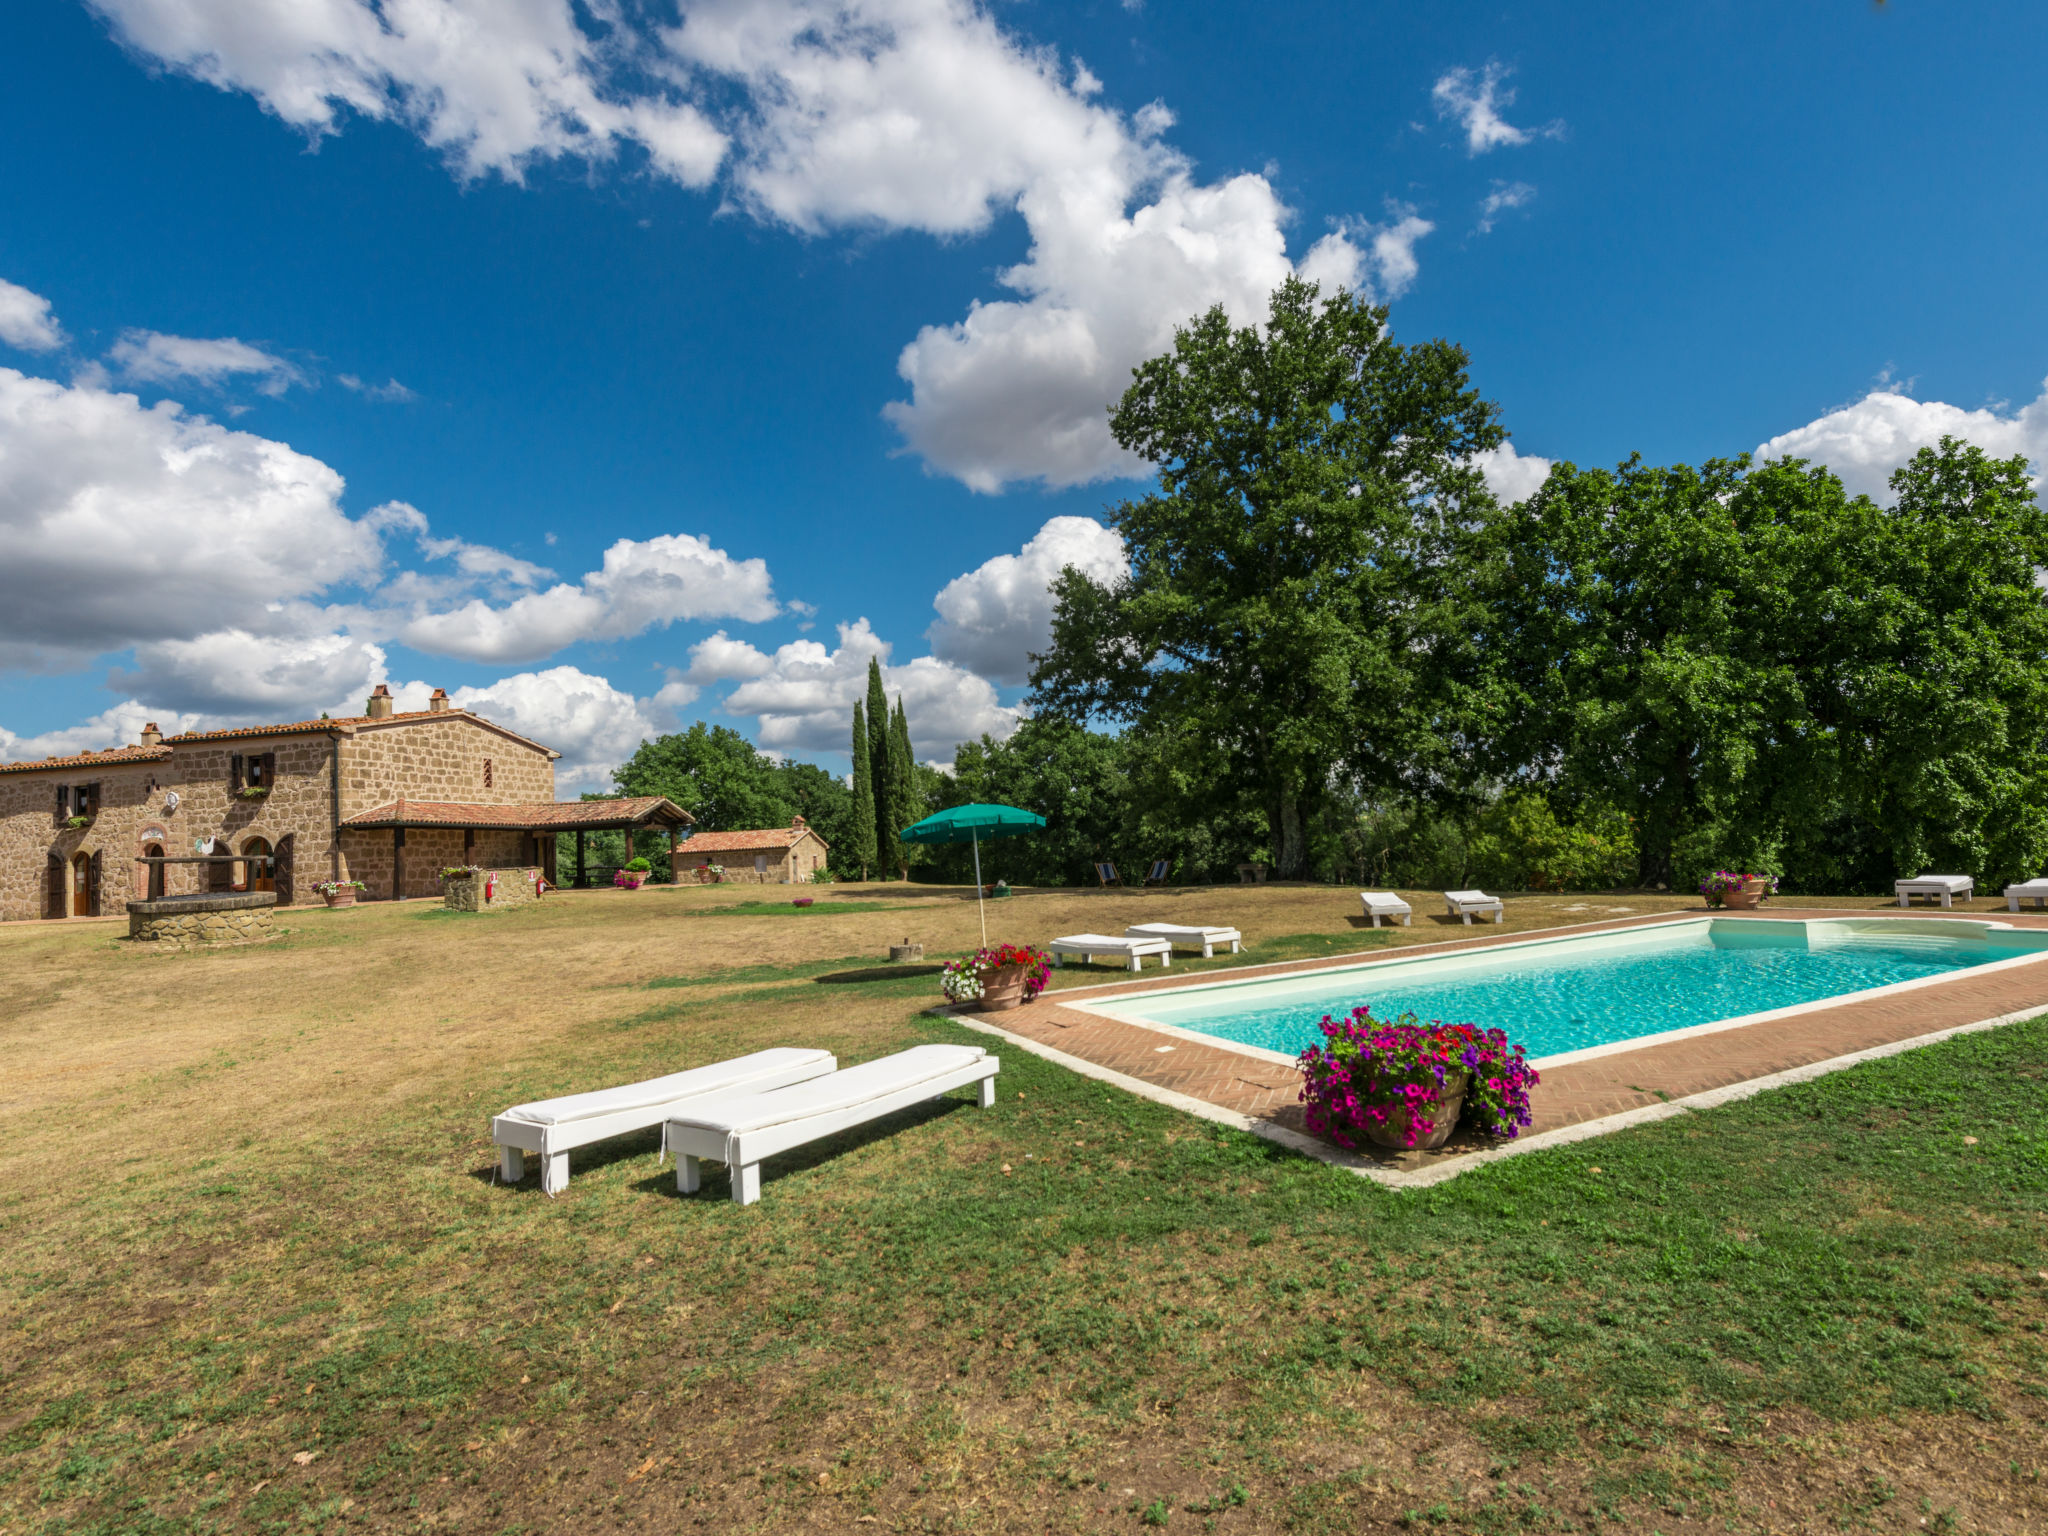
<box><xmin>127</xmin><ymin>890</ymin><xmax>278</xmax><ymax>948</ymax></box>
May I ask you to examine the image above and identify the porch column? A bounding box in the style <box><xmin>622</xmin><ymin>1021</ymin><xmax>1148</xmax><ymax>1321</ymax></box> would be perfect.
<box><xmin>576</xmin><ymin>829</ymin><xmax>587</xmax><ymax>888</ymax></box>
<box><xmin>393</xmin><ymin>826</ymin><xmax>407</xmax><ymax>901</ymax></box>
<box><xmin>464</xmin><ymin>828</ymin><xmax>475</xmax><ymax>865</ymax></box>
<box><xmin>624</xmin><ymin>827</ymin><xmax>635</xmax><ymax>866</ymax></box>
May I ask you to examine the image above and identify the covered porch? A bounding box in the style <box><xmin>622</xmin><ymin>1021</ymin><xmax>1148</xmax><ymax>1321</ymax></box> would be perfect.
<box><xmin>338</xmin><ymin>796</ymin><xmax>694</xmax><ymax>899</ymax></box>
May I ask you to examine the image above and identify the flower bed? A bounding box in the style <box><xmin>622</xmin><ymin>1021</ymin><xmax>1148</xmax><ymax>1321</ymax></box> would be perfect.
<box><xmin>1298</xmin><ymin>1007</ymin><xmax>1539</xmax><ymax>1151</ymax></box>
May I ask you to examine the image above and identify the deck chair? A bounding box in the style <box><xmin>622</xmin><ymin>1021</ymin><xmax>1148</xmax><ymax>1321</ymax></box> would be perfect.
<box><xmin>1142</xmin><ymin>859</ymin><xmax>1170</xmax><ymax>885</ymax></box>
<box><xmin>1095</xmin><ymin>862</ymin><xmax>1122</xmax><ymax>887</ymax></box>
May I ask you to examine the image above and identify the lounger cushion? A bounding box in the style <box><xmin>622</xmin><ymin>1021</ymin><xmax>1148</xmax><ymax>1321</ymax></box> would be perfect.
<box><xmin>1444</xmin><ymin>890</ymin><xmax>1496</xmax><ymax>905</ymax></box>
<box><xmin>1125</xmin><ymin>923</ymin><xmax>1239</xmax><ymax>942</ymax></box>
<box><xmin>1052</xmin><ymin>932</ymin><xmax>1164</xmax><ymax>948</ymax></box>
<box><xmin>1359</xmin><ymin>892</ymin><xmax>1409</xmax><ymax>909</ymax></box>
<box><xmin>1897</xmin><ymin>875</ymin><xmax>1972</xmax><ymax>890</ymax></box>
<box><xmin>499</xmin><ymin>1048</ymin><xmax>835</xmax><ymax>1126</ymax></box>
<box><xmin>2006</xmin><ymin>879</ymin><xmax>2048</xmax><ymax>896</ymax></box>
<box><xmin>668</xmin><ymin>1045</ymin><xmax>988</xmax><ymax>1136</ymax></box>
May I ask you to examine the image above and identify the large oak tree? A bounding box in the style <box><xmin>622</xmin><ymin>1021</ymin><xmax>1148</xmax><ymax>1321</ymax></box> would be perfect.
<box><xmin>1029</xmin><ymin>278</ymin><xmax>1506</xmax><ymax>878</ymax></box>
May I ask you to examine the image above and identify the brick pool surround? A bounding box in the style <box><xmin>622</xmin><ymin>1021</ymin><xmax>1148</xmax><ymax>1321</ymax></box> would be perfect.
<box><xmin>938</xmin><ymin>908</ymin><xmax>2048</xmax><ymax>1189</ymax></box>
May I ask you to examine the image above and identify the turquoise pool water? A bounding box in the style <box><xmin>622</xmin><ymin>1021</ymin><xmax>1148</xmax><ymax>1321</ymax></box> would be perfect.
<box><xmin>1092</xmin><ymin>918</ymin><xmax>2047</xmax><ymax>1062</ymax></box>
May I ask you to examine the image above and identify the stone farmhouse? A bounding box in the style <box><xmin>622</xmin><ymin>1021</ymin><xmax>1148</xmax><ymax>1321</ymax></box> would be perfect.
<box><xmin>0</xmin><ymin>685</ymin><xmax>692</xmax><ymax>922</ymax></box>
<box><xmin>673</xmin><ymin>816</ymin><xmax>830</xmax><ymax>884</ymax></box>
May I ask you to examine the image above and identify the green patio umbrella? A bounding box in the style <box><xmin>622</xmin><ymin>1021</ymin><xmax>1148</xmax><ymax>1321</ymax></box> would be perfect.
<box><xmin>899</xmin><ymin>802</ymin><xmax>1048</xmax><ymax>946</ymax></box>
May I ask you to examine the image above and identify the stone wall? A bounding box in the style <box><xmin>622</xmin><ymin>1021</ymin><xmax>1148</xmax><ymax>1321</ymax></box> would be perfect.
<box><xmin>3</xmin><ymin>709</ymin><xmax>561</xmax><ymax>921</ymax></box>
<box><xmin>339</xmin><ymin>714</ymin><xmax>555</xmax><ymax>819</ymax></box>
<box><xmin>441</xmin><ymin>866</ymin><xmax>544</xmax><ymax>912</ymax></box>
<box><xmin>127</xmin><ymin>892</ymin><xmax>278</xmax><ymax>948</ymax></box>
<box><xmin>0</xmin><ymin>732</ymin><xmax>342</xmax><ymax>924</ymax></box>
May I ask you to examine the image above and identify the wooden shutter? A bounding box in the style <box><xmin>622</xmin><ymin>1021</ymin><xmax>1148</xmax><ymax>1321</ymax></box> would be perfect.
<box><xmin>56</xmin><ymin>784</ymin><xmax>69</xmax><ymax>820</ymax></box>
<box><xmin>45</xmin><ymin>854</ymin><xmax>64</xmax><ymax>918</ymax></box>
<box><xmin>230</xmin><ymin>754</ymin><xmax>245</xmax><ymax>791</ymax></box>
<box><xmin>87</xmin><ymin>851</ymin><xmax>103</xmax><ymax>917</ymax></box>
<box><xmin>85</xmin><ymin>782</ymin><xmax>100</xmax><ymax>815</ymax></box>
<box><xmin>274</xmin><ymin>833</ymin><xmax>294</xmax><ymax>906</ymax></box>
<box><xmin>261</xmin><ymin>752</ymin><xmax>277</xmax><ymax>788</ymax></box>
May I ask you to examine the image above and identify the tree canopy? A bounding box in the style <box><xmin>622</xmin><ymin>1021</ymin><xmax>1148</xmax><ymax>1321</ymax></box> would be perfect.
<box><xmin>1029</xmin><ymin>277</ymin><xmax>1506</xmax><ymax>878</ymax></box>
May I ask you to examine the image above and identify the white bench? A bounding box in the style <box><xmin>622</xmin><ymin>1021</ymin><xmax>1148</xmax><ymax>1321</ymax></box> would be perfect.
<box><xmin>493</xmin><ymin>1048</ymin><xmax>835</xmax><ymax>1195</ymax></box>
<box><xmin>2006</xmin><ymin>879</ymin><xmax>2048</xmax><ymax>912</ymax></box>
<box><xmin>1895</xmin><ymin>875</ymin><xmax>1973</xmax><ymax>908</ymax></box>
<box><xmin>1124</xmin><ymin>922</ymin><xmax>1241</xmax><ymax>957</ymax></box>
<box><xmin>1444</xmin><ymin>889</ymin><xmax>1504</xmax><ymax>924</ymax></box>
<box><xmin>667</xmin><ymin>1044</ymin><xmax>1000</xmax><ymax>1205</ymax></box>
<box><xmin>1359</xmin><ymin>891</ymin><xmax>1412</xmax><ymax>927</ymax></box>
<box><xmin>1048</xmin><ymin>933</ymin><xmax>1173</xmax><ymax>970</ymax></box>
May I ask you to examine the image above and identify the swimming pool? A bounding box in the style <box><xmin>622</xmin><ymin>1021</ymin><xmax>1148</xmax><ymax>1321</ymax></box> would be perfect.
<box><xmin>1081</xmin><ymin>917</ymin><xmax>2048</xmax><ymax>1066</ymax></box>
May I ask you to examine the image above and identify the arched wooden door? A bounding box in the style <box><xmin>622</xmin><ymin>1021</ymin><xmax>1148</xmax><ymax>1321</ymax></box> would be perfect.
<box><xmin>144</xmin><ymin>844</ymin><xmax>166</xmax><ymax>900</ymax></box>
<box><xmin>242</xmin><ymin>837</ymin><xmax>274</xmax><ymax>893</ymax></box>
<box><xmin>273</xmin><ymin>834</ymin><xmax>294</xmax><ymax>906</ymax></box>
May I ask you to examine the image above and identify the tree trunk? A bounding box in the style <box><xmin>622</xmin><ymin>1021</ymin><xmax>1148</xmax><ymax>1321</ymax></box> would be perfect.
<box><xmin>1276</xmin><ymin>784</ymin><xmax>1308</xmax><ymax>881</ymax></box>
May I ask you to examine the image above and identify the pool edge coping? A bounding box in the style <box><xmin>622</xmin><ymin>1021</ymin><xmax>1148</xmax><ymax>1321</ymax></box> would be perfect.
<box><xmin>943</xmin><ymin>999</ymin><xmax>2048</xmax><ymax>1190</ymax></box>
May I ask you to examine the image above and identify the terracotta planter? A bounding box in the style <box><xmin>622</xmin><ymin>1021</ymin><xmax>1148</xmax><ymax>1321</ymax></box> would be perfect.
<box><xmin>617</xmin><ymin>876</ymin><xmax>645</xmax><ymax>891</ymax></box>
<box><xmin>1723</xmin><ymin>879</ymin><xmax>1768</xmax><ymax>911</ymax></box>
<box><xmin>975</xmin><ymin>965</ymin><xmax>1029</xmax><ymax>1012</ymax></box>
<box><xmin>322</xmin><ymin>890</ymin><xmax>357</xmax><ymax>909</ymax></box>
<box><xmin>1361</xmin><ymin>1075</ymin><xmax>1469</xmax><ymax>1151</ymax></box>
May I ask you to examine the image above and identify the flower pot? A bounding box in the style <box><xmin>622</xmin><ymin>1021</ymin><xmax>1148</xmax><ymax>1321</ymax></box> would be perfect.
<box><xmin>617</xmin><ymin>877</ymin><xmax>645</xmax><ymax>891</ymax></box>
<box><xmin>323</xmin><ymin>890</ymin><xmax>357</xmax><ymax>909</ymax></box>
<box><xmin>975</xmin><ymin>965</ymin><xmax>1028</xmax><ymax>1012</ymax></box>
<box><xmin>1361</xmin><ymin>1076</ymin><xmax>1468</xmax><ymax>1151</ymax></box>
<box><xmin>1723</xmin><ymin>879</ymin><xmax>1767</xmax><ymax>911</ymax></box>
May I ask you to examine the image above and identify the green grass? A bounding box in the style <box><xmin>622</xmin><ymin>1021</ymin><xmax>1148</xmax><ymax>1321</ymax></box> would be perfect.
<box><xmin>6</xmin><ymin>951</ymin><xmax>2047</xmax><ymax>1532</ymax></box>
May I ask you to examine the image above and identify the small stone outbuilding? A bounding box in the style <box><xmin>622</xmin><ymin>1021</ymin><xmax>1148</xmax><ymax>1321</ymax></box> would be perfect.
<box><xmin>674</xmin><ymin>817</ymin><xmax>830</xmax><ymax>885</ymax></box>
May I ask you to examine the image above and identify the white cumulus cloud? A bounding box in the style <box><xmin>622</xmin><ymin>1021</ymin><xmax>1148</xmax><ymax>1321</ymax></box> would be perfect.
<box><xmin>721</xmin><ymin>618</ymin><xmax>1019</xmax><ymax>760</ymax></box>
<box><xmin>1755</xmin><ymin>383</ymin><xmax>2048</xmax><ymax>501</ymax></box>
<box><xmin>1472</xmin><ymin>442</ymin><xmax>1554</xmax><ymax>504</ymax></box>
<box><xmin>1431</xmin><ymin>62</ymin><xmax>1562</xmax><ymax>156</ymax></box>
<box><xmin>927</xmin><ymin>515</ymin><xmax>1125</xmax><ymax>684</ymax></box>
<box><xmin>447</xmin><ymin>666</ymin><xmax>660</xmax><ymax>791</ymax></box>
<box><xmin>396</xmin><ymin>532</ymin><xmax>777</xmax><ymax>664</ymax></box>
<box><xmin>87</xmin><ymin>0</ymin><xmax>728</xmax><ymax>186</ymax></box>
<box><xmin>0</xmin><ymin>278</ymin><xmax>66</xmax><ymax>352</ymax></box>
<box><xmin>90</xmin><ymin>0</ymin><xmax>1414</xmax><ymax>493</ymax></box>
<box><xmin>108</xmin><ymin>330</ymin><xmax>306</xmax><ymax>395</ymax></box>
<box><xmin>0</xmin><ymin>367</ymin><xmax>382</xmax><ymax>667</ymax></box>
<box><xmin>113</xmin><ymin>628</ymin><xmax>392</xmax><ymax>715</ymax></box>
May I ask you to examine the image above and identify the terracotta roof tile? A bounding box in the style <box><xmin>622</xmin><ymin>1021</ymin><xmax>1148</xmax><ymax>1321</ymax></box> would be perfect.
<box><xmin>0</xmin><ymin>744</ymin><xmax>173</xmax><ymax>775</ymax></box>
<box><xmin>675</xmin><ymin>825</ymin><xmax>828</xmax><ymax>853</ymax></box>
<box><xmin>340</xmin><ymin>796</ymin><xmax>693</xmax><ymax>830</ymax></box>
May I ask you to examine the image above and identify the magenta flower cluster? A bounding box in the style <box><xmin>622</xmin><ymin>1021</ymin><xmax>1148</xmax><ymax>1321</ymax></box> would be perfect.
<box><xmin>1296</xmin><ymin>1007</ymin><xmax>1540</xmax><ymax>1150</ymax></box>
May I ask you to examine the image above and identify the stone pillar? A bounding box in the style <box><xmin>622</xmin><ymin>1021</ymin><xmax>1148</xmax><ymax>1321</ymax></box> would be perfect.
<box><xmin>394</xmin><ymin>826</ymin><xmax>407</xmax><ymax>901</ymax></box>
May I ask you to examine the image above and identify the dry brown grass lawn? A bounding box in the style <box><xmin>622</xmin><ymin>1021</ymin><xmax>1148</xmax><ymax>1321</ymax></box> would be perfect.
<box><xmin>2</xmin><ymin>882</ymin><xmax>2044</xmax><ymax>1535</ymax></box>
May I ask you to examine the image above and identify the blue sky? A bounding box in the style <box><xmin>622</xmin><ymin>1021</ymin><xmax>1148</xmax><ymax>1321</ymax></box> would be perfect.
<box><xmin>3</xmin><ymin>0</ymin><xmax>2045</xmax><ymax>785</ymax></box>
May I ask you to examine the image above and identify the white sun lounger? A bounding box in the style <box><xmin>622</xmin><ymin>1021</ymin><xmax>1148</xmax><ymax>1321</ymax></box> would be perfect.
<box><xmin>493</xmin><ymin>1047</ymin><xmax>835</xmax><ymax>1195</ymax></box>
<box><xmin>2006</xmin><ymin>879</ymin><xmax>2048</xmax><ymax>912</ymax></box>
<box><xmin>1359</xmin><ymin>892</ymin><xmax>1412</xmax><ymax>927</ymax></box>
<box><xmin>1048</xmin><ymin>932</ymin><xmax>1173</xmax><ymax>970</ymax></box>
<box><xmin>1444</xmin><ymin>889</ymin><xmax>1504</xmax><ymax>924</ymax></box>
<box><xmin>667</xmin><ymin>1044</ymin><xmax>1000</xmax><ymax>1205</ymax></box>
<box><xmin>1124</xmin><ymin>922</ymin><xmax>1242</xmax><ymax>957</ymax></box>
<box><xmin>1895</xmin><ymin>875</ymin><xmax>1974</xmax><ymax>908</ymax></box>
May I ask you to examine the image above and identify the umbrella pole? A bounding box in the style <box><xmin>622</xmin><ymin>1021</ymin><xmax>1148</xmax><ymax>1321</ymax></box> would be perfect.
<box><xmin>972</xmin><ymin>831</ymin><xmax>987</xmax><ymax>948</ymax></box>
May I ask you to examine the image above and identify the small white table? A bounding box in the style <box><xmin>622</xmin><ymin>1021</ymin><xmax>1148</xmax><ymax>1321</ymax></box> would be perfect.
<box><xmin>1359</xmin><ymin>892</ymin><xmax>1413</xmax><ymax>927</ymax></box>
<box><xmin>1444</xmin><ymin>889</ymin><xmax>1504</xmax><ymax>924</ymax></box>
<box><xmin>1048</xmin><ymin>933</ymin><xmax>1173</xmax><ymax>971</ymax></box>
<box><xmin>1124</xmin><ymin>923</ymin><xmax>1242</xmax><ymax>958</ymax></box>
<box><xmin>2005</xmin><ymin>879</ymin><xmax>2048</xmax><ymax>912</ymax></box>
<box><xmin>1895</xmin><ymin>875</ymin><xmax>1974</xmax><ymax>908</ymax></box>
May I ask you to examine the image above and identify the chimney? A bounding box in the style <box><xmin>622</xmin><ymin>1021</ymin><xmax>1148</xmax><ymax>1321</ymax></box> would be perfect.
<box><xmin>140</xmin><ymin>722</ymin><xmax>162</xmax><ymax>747</ymax></box>
<box><xmin>428</xmin><ymin>687</ymin><xmax>450</xmax><ymax>713</ymax></box>
<box><xmin>365</xmin><ymin>684</ymin><xmax>394</xmax><ymax>719</ymax></box>
<box><xmin>791</xmin><ymin>814</ymin><xmax>807</xmax><ymax>830</ymax></box>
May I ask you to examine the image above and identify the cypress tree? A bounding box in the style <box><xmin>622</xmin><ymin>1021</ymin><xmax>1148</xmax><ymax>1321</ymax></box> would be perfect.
<box><xmin>887</xmin><ymin>695</ymin><xmax>917</xmax><ymax>878</ymax></box>
<box><xmin>865</xmin><ymin>657</ymin><xmax>892</xmax><ymax>876</ymax></box>
<box><xmin>849</xmin><ymin>702</ymin><xmax>876</xmax><ymax>882</ymax></box>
